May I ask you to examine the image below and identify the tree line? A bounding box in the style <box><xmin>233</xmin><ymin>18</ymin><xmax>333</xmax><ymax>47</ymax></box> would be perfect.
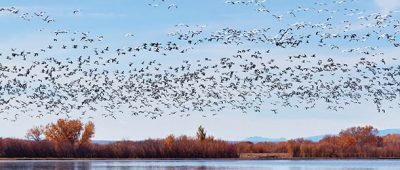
<box><xmin>0</xmin><ymin>119</ymin><xmax>400</xmax><ymax>158</ymax></box>
<box><xmin>236</xmin><ymin>126</ymin><xmax>400</xmax><ymax>158</ymax></box>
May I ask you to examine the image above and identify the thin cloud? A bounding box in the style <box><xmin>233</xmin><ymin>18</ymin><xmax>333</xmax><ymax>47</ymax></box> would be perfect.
<box><xmin>374</xmin><ymin>0</ymin><xmax>400</xmax><ymax>13</ymax></box>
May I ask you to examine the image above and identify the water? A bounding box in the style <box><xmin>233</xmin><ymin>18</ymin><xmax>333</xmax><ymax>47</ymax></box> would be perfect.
<box><xmin>0</xmin><ymin>160</ymin><xmax>399</xmax><ymax>170</ymax></box>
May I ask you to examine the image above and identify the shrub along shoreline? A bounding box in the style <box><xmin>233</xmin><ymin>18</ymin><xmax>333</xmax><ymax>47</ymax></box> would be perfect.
<box><xmin>1</xmin><ymin>119</ymin><xmax>400</xmax><ymax>159</ymax></box>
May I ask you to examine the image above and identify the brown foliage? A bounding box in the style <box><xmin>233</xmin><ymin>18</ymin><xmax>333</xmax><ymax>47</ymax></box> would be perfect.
<box><xmin>237</xmin><ymin>125</ymin><xmax>400</xmax><ymax>158</ymax></box>
<box><xmin>3</xmin><ymin>124</ymin><xmax>400</xmax><ymax>159</ymax></box>
<box><xmin>289</xmin><ymin>126</ymin><xmax>388</xmax><ymax>158</ymax></box>
<box><xmin>44</xmin><ymin>119</ymin><xmax>83</xmax><ymax>145</ymax></box>
<box><xmin>26</xmin><ymin>126</ymin><xmax>44</xmax><ymax>141</ymax></box>
<box><xmin>81</xmin><ymin>121</ymin><xmax>95</xmax><ymax>145</ymax></box>
<box><xmin>43</xmin><ymin>119</ymin><xmax>95</xmax><ymax>149</ymax></box>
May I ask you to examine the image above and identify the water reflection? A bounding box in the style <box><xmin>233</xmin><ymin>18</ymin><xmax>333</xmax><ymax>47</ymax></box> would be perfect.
<box><xmin>0</xmin><ymin>160</ymin><xmax>398</xmax><ymax>170</ymax></box>
<box><xmin>0</xmin><ymin>160</ymin><xmax>90</xmax><ymax>170</ymax></box>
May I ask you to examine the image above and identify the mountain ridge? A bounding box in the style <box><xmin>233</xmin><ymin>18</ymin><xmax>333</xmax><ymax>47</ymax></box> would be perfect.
<box><xmin>243</xmin><ymin>128</ymin><xmax>400</xmax><ymax>143</ymax></box>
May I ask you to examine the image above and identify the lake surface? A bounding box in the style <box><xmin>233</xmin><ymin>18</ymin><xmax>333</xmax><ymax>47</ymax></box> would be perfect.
<box><xmin>0</xmin><ymin>160</ymin><xmax>400</xmax><ymax>170</ymax></box>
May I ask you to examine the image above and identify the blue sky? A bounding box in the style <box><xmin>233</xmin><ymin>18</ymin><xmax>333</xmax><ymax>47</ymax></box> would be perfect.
<box><xmin>0</xmin><ymin>0</ymin><xmax>400</xmax><ymax>141</ymax></box>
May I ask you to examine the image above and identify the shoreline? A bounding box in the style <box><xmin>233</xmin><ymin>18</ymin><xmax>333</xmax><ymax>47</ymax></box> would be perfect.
<box><xmin>0</xmin><ymin>157</ymin><xmax>400</xmax><ymax>161</ymax></box>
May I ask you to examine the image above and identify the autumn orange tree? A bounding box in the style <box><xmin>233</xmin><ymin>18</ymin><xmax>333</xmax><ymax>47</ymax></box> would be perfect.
<box><xmin>43</xmin><ymin>119</ymin><xmax>95</xmax><ymax>147</ymax></box>
<box><xmin>164</xmin><ymin>134</ymin><xmax>175</xmax><ymax>148</ymax></box>
<box><xmin>338</xmin><ymin>125</ymin><xmax>380</xmax><ymax>147</ymax></box>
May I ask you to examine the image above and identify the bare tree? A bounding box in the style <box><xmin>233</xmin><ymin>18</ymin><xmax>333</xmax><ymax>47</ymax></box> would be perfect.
<box><xmin>197</xmin><ymin>125</ymin><xmax>207</xmax><ymax>141</ymax></box>
<box><xmin>26</xmin><ymin>126</ymin><xmax>44</xmax><ymax>141</ymax></box>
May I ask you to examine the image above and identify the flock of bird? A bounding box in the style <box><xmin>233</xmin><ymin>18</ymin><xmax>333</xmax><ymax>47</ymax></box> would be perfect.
<box><xmin>0</xmin><ymin>0</ymin><xmax>400</xmax><ymax>120</ymax></box>
<box><xmin>148</xmin><ymin>0</ymin><xmax>178</xmax><ymax>9</ymax></box>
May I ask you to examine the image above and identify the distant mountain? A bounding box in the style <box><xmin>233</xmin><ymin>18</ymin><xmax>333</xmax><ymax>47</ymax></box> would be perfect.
<box><xmin>304</xmin><ymin>135</ymin><xmax>326</xmax><ymax>142</ymax></box>
<box><xmin>243</xmin><ymin>136</ymin><xmax>287</xmax><ymax>143</ymax></box>
<box><xmin>92</xmin><ymin>140</ymin><xmax>116</xmax><ymax>145</ymax></box>
<box><xmin>243</xmin><ymin>129</ymin><xmax>400</xmax><ymax>143</ymax></box>
<box><xmin>378</xmin><ymin>129</ymin><xmax>400</xmax><ymax>136</ymax></box>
